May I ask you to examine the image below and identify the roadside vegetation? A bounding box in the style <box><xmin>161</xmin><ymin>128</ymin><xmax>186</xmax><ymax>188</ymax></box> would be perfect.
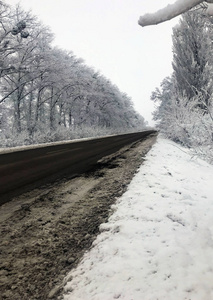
<box><xmin>151</xmin><ymin>11</ymin><xmax>213</xmax><ymax>163</ymax></box>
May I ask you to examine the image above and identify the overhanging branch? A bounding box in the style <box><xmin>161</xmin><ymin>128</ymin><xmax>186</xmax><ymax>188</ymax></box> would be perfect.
<box><xmin>138</xmin><ymin>0</ymin><xmax>206</xmax><ymax>27</ymax></box>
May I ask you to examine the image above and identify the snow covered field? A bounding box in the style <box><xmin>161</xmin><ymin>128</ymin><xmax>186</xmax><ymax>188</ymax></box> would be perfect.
<box><xmin>62</xmin><ymin>138</ymin><xmax>213</xmax><ymax>300</ymax></box>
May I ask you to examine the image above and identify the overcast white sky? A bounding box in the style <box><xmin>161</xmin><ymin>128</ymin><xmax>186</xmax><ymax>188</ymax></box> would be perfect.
<box><xmin>8</xmin><ymin>0</ymin><xmax>179</xmax><ymax>125</ymax></box>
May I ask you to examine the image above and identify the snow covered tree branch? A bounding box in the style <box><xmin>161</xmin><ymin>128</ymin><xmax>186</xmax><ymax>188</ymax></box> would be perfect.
<box><xmin>138</xmin><ymin>0</ymin><xmax>213</xmax><ymax>27</ymax></box>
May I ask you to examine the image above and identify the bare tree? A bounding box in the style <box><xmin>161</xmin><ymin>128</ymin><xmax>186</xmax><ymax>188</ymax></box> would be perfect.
<box><xmin>138</xmin><ymin>0</ymin><xmax>213</xmax><ymax>27</ymax></box>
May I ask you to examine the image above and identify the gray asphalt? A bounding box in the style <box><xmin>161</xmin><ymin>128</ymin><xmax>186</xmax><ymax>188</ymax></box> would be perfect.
<box><xmin>0</xmin><ymin>130</ymin><xmax>156</xmax><ymax>204</ymax></box>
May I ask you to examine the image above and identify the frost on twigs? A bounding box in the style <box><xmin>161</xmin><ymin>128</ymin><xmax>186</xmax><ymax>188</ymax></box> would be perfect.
<box><xmin>138</xmin><ymin>0</ymin><xmax>209</xmax><ymax>27</ymax></box>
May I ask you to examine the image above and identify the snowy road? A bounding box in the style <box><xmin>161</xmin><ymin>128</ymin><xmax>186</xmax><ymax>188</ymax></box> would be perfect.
<box><xmin>62</xmin><ymin>138</ymin><xmax>213</xmax><ymax>300</ymax></box>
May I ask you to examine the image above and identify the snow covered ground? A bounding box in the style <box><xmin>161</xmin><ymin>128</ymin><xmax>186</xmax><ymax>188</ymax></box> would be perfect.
<box><xmin>62</xmin><ymin>138</ymin><xmax>213</xmax><ymax>300</ymax></box>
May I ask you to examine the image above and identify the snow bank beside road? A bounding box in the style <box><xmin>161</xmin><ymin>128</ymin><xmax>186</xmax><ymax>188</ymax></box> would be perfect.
<box><xmin>63</xmin><ymin>138</ymin><xmax>213</xmax><ymax>300</ymax></box>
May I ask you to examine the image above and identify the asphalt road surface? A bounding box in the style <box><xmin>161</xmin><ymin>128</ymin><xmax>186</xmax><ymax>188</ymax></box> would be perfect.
<box><xmin>0</xmin><ymin>130</ymin><xmax>156</xmax><ymax>204</ymax></box>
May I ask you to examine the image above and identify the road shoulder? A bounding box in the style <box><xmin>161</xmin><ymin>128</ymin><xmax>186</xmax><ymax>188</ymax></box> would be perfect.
<box><xmin>0</xmin><ymin>134</ymin><xmax>157</xmax><ymax>300</ymax></box>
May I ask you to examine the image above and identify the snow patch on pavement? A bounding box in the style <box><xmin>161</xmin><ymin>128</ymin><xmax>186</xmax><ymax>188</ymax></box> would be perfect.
<box><xmin>62</xmin><ymin>138</ymin><xmax>213</xmax><ymax>300</ymax></box>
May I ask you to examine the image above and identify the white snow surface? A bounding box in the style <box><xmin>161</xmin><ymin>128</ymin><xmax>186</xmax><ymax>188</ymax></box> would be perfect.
<box><xmin>63</xmin><ymin>138</ymin><xmax>213</xmax><ymax>300</ymax></box>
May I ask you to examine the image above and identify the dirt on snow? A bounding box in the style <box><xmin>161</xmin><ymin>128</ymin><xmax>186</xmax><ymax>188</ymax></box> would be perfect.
<box><xmin>0</xmin><ymin>133</ymin><xmax>157</xmax><ymax>300</ymax></box>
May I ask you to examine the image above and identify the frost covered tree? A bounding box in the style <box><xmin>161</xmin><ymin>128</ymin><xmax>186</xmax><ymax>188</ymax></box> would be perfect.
<box><xmin>0</xmin><ymin>7</ymin><xmax>54</xmax><ymax>133</ymax></box>
<box><xmin>138</xmin><ymin>0</ymin><xmax>213</xmax><ymax>27</ymax></box>
<box><xmin>152</xmin><ymin>12</ymin><xmax>213</xmax><ymax>162</ymax></box>
<box><xmin>0</xmin><ymin>1</ymin><xmax>30</xmax><ymax>78</ymax></box>
<box><xmin>0</xmin><ymin>1</ymin><xmax>146</xmax><ymax>147</ymax></box>
<box><xmin>172</xmin><ymin>12</ymin><xmax>213</xmax><ymax>108</ymax></box>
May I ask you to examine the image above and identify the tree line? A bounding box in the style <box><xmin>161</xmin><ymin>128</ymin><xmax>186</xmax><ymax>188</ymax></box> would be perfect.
<box><xmin>152</xmin><ymin>11</ymin><xmax>213</xmax><ymax>163</ymax></box>
<box><xmin>0</xmin><ymin>1</ymin><xmax>145</xmax><ymax>147</ymax></box>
